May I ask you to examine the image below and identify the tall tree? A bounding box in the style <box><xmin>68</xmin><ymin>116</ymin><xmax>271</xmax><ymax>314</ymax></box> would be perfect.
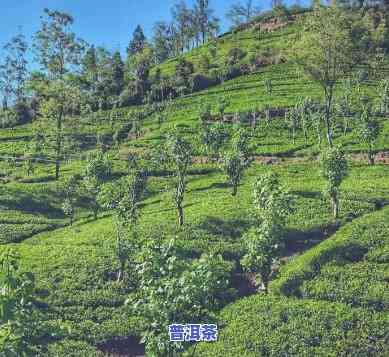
<box><xmin>0</xmin><ymin>32</ymin><xmax>28</xmax><ymax>108</ymax></box>
<box><xmin>33</xmin><ymin>8</ymin><xmax>85</xmax><ymax>179</ymax></box>
<box><xmin>320</xmin><ymin>146</ymin><xmax>348</xmax><ymax>219</ymax></box>
<box><xmin>290</xmin><ymin>5</ymin><xmax>372</xmax><ymax>147</ymax></box>
<box><xmin>0</xmin><ymin>32</ymin><xmax>28</xmax><ymax>132</ymax></box>
<box><xmin>111</xmin><ymin>51</ymin><xmax>125</xmax><ymax>95</ymax></box>
<box><xmin>82</xmin><ymin>45</ymin><xmax>98</xmax><ymax>90</ymax></box>
<box><xmin>99</xmin><ymin>171</ymin><xmax>147</xmax><ymax>281</ymax></box>
<box><xmin>172</xmin><ymin>1</ymin><xmax>193</xmax><ymax>53</ymax></box>
<box><xmin>152</xmin><ymin>22</ymin><xmax>174</xmax><ymax>63</ymax></box>
<box><xmin>194</xmin><ymin>0</ymin><xmax>219</xmax><ymax>44</ymax></box>
<box><xmin>126</xmin><ymin>45</ymin><xmax>153</xmax><ymax>100</ymax></box>
<box><xmin>358</xmin><ymin>102</ymin><xmax>380</xmax><ymax>165</ymax></box>
<box><xmin>272</xmin><ymin>0</ymin><xmax>283</xmax><ymax>8</ymax></box>
<box><xmin>167</xmin><ymin>132</ymin><xmax>192</xmax><ymax>226</ymax></box>
<box><xmin>0</xmin><ymin>249</ymin><xmax>40</xmax><ymax>355</ymax></box>
<box><xmin>33</xmin><ymin>9</ymin><xmax>85</xmax><ymax>79</ymax></box>
<box><xmin>127</xmin><ymin>25</ymin><xmax>147</xmax><ymax>56</ymax></box>
<box><xmin>174</xmin><ymin>57</ymin><xmax>194</xmax><ymax>95</ymax></box>
<box><xmin>226</xmin><ymin>0</ymin><xmax>261</xmax><ymax>27</ymax></box>
<box><xmin>0</xmin><ymin>56</ymin><xmax>13</xmax><ymax>114</ymax></box>
<box><xmin>95</xmin><ymin>47</ymin><xmax>117</xmax><ymax>106</ymax></box>
<box><xmin>241</xmin><ymin>173</ymin><xmax>295</xmax><ymax>291</ymax></box>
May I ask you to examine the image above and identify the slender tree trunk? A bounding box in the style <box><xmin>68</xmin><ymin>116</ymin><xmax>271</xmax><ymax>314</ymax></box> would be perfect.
<box><xmin>2</xmin><ymin>96</ymin><xmax>7</xmax><ymax>110</ymax></box>
<box><xmin>232</xmin><ymin>183</ymin><xmax>238</xmax><ymax>196</ymax></box>
<box><xmin>177</xmin><ymin>202</ymin><xmax>184</xmax><ymax>226</ymax></box>
<box><xmin>117</xmin><ymin>260</ymin><xmax>125</xmax><ymax>283</ymax></box>
<box><xmin>116</xmin><ymin>222</ymin><xmax>124</xmax><ymax>282</ymax></box>
<box><xmin>261</xmin><ymin>276</ymin><xmax>269</xmax><ymax>293</ymax></box>
<box><xmin>368</xmin><ymin>149</ymin><xmax>375</xmax><ymax>166</ymax></box>
<box><xmin>317</xmin><ymin>127</ymin><xmax>322</xmax><ymax>147</ymax></box>
<box><xmin>55</xmin><ymin>108</ymin><xmax>63</xmax><ymax>180</ymax></box>
<box><xmin>332</xmin><ymin>193</ymin><xmax>339</xmax><ymax>219</ymax></box>
<box><xmin>325</xmin><ymin>88</ymin><xmax>334</xmax><ymax>147</ymax></box>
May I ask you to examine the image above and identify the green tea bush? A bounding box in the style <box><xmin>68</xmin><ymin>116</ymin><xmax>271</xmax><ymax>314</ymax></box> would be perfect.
<box><xmin>271</xmin><ymin>207</ymin><xmax>389</xmax><ymax>308</ymax></box>
<box><xmin>194</xmin><ymin>295</ymin><xmax>388</xmax><ymax>357</ymax></box>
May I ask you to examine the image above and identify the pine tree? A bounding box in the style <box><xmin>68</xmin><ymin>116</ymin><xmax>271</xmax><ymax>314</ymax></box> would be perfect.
<box><xmin>112</xmin><ymin>51</ymin><xmax>124</xmax><ymax>95</ymax></box>
<box><xmin>127</xmin><ymin>25</ymin><xmax>146</xmax><ymax>56</ymax></box>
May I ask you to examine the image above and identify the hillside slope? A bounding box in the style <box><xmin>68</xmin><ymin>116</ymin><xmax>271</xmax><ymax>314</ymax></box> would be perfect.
<box><xmin>1</xmin><ymin>13</ymin><xmax>389</xmax><ymax>356</ymax></box>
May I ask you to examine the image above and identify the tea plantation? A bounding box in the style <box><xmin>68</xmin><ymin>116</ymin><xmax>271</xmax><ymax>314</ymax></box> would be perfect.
<box><xmin>0</xmin><ymin>4</ymin><xmax>389</xmax><ymax>357</ymax></box>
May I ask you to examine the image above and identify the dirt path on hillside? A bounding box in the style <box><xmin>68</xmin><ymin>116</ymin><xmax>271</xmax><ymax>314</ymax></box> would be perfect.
<box><xmin>193</xmin><ymin>151</ymin><xmax>389</xmax><ymax>165</ymax></box>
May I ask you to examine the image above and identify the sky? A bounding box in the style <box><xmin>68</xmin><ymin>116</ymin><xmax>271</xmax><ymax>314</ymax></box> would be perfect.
<box><xmin>0</xmin><ymin>0</ymin><xmax>302</xmax><ymax>60</ymax></box>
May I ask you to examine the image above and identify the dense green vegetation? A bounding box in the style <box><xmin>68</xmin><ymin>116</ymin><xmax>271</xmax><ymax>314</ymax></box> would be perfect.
<box><xmin>1</xmin><ymin>1</ymin><xmax>389</xmax><ymax>356</ymax></box>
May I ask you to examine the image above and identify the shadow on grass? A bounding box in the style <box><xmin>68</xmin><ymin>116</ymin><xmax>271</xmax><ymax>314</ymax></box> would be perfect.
<box><xmin>0</xmin><ymin>192</ymin><xmax>64</xmax><ymax>219</ymax></box>
<box><xmin>17</xmin><ymin>175</ymin><xmax>57</xmax><ymax>184</ymax></box>
<box><xmin>97</xmin><ymin>336</ymin><xmax>145</xmax><ymax>357</ymax></box>
<box><xmin>191</xmin><ymin>181</ymin><xmax>230</xmax><ymax>193</ymax></box>
<box><xmin>198</xmin><ymin>216</ymin><xmax>251</xmax><ymax>240</ymax></box>
<box><xmin>290</xmin><ymin>190</ymin><xmax>322</xmax><ymax>199</ymax></box>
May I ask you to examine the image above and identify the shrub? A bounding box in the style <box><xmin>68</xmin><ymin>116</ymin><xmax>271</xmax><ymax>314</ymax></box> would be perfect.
<box><xmin>46</xmin><ymin>340</ymin><xmax>100</xmax><ymax>356</ymax></box>
<box><xmin>194</xmin><ymin>295</ymin><xmax>388</xmax><ymax>356</ymax></box>
<box><xmin>241</xmin><ymin>173</ymin><xmax>295</xmax><ymax>291</ymax></box>
<box><xmin>191</xmin><ymin>74</ymin><xmax>218</xmax><ymax>92</ymax></box>
<box><xmin>128</xmin><ymin>237</ymin><xmax>234</xmax><ymax>357</ymax></box>
<box><xmin>221</xmin><ymin>152</ymin><xmax>247</xmax><ymax>196</ymax></box>
<box><xmin>84</xmin><ymin>151</ymin><xmax>112</xmax><ymax>182</ymax></box>
<box><xmin>358</xmin><ymin>106</ymin><xmax>380</xmax><ymax>165</ymax></box>
<box><xmin>271</xmin><ymin>207</ymin><xmax>389</xmax><ymax>307</ymax></box>
<box><xmin>320</xmin><ymin>147</ymin><xmax>348</xmax><ymax>219</ymax></box>
<box><xmin>167</xmin><ymin>133</ymin><xmax>192</xmax><ymax>226</ymax></box>
<box><xmin>226</xmin><ymin>48</ymin><xmax>247</xmax><ymax>67</ymax></box>
<box><xmin>0</xmin><ymin>249</ymin><xmax>40</xmax><ymax>355</ymax></box>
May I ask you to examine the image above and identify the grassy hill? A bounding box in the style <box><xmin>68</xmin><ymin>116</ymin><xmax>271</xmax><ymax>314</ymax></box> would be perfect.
<box><xmin>1</xmin><ymin>12</ymin><xmax>389</xmax><ymax>356</ymax></box>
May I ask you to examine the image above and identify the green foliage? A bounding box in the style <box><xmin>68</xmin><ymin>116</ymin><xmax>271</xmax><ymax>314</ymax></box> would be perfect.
<box><xmin>175</xmin><ymin>58</ymin><xmax>194</xmax><ymax>94</ymax></box>
<box><xmin>2</xmin><ymin>8</ymin><xmax>389</xmax><ymax>356</ymax></box>
<box><xmin>216</xmin><ymin>96</ymin><xmax>229</xmax><ymax>118</ymax></box>
<box><xmin>378</xmin><ymin>78</ymin><xmax>389</xmax><ymax>114</ymax></box>
<box><xmin>82</xmin><ymin>176</ymin><xmax>101</xmax><ymax>220</ymax></box>
<box><xmin>0</xmin><ymin>32</ymin><xmax>28</xmax><ymax>113</ymax></box>
<box><xmin>231</xmin><ymin>126</ymin><xmax>251</xmax><ymax>161</ymax></box>
<box><xmin>226</xmin><ymin>48</ymin><xmax>246</xmax><ymax>67</ymax></box>
<box><xmin>320</xmin><ymin>147</ymin><xmax>348</xmax><ymax>219</ymax></box>
<box><xmin>195</xmin><ymin>295</ymin><xmax>389</xmax><ymax>357</ymax></box>
<box><xmin>201</xmin><ymin>123</ymin><xmax>229</xmax><ymax>159</ymax></box>
<box><xmin>358</xmin><ymin>107</ymin><xmax>380</xmax><ymax>165</ymax></box>
<box><xmin>128</xmin><ymin>237</ymin><xmax>233</xmax><ymax>357</ymax></box>
<box><xmin>84</xmin><ymin>150</ymin><xmax>112</xmax><ymax>182</ymax></box>
<box><xmin>241</xmin><ymin>173</ymin><xmax>295</xmax><ymax>290</ymax></box>
<box><xmin>199</xmin><ymin>103</ymin><xmax>212</xmax><ymax>127</ymax></box>
<box><xmin>252</xmin><ymin>172</ymin><xmax>295</xmax><ymax>226</ymax></box>
<box><xmin>167</xmin><ymin>133</ymin><xmax>192</xmax><ymax>226</ymax></box>
<box><xmin>264</xmin><ymin>78</ymin><xmax>273</xmax><ymax>95</ymax></box>
<box><xmin>60</xmin><ymin>175</ymin><xmax>79</xmax><ymax>225</ymax></box>
<box><xmin>221</xmin><ymin>152</ymin><xmax>247</xmax><ymax>196</ymax></box>
<box><xmin>290</xmin><ymin>6</ymin><xmax>378</xmax><ymax>146</ymax></box>
<box><xmin>127</xmin><ymin>46</ymin><xmax>153</xmax><ymax>99</ymax></box>
<box><xmin>37</xmin><ymin>80</ymin><xmax>83</xmax><ymax>179</ymax></box>
<box><xmin>127</xmin><ymin>25</ymin><xmax>146</xmax><ymax>56</ymax></box>
<box><xmin>98</xmin><ymin>171</ymin><xmax>147</xmax><ymax>280</ymax></box>
<box><xmin>0</xmin><ymin>249</ymin><xmax>39</xmax><ymax>356</ymax></box>
<box><xmin>272</xmin><ymin>206</ymin><xmax>389</xmax><ymax>311</ymax></box>
<box><xmin>46</xmin><ymin>340</ymin><xmax>100</xmax><ymax>356</ymax></box>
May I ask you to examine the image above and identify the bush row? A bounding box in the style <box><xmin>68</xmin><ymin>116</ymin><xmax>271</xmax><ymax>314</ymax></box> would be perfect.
<box><xmin>271</xmin><ymin>206</ymin><xmax>389</xmax><ymax>311</ymax></box>
<box><xmin>194</xmin><ymin>294</ymin><xmax>388</xmax><ymax>357</ymax></box>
